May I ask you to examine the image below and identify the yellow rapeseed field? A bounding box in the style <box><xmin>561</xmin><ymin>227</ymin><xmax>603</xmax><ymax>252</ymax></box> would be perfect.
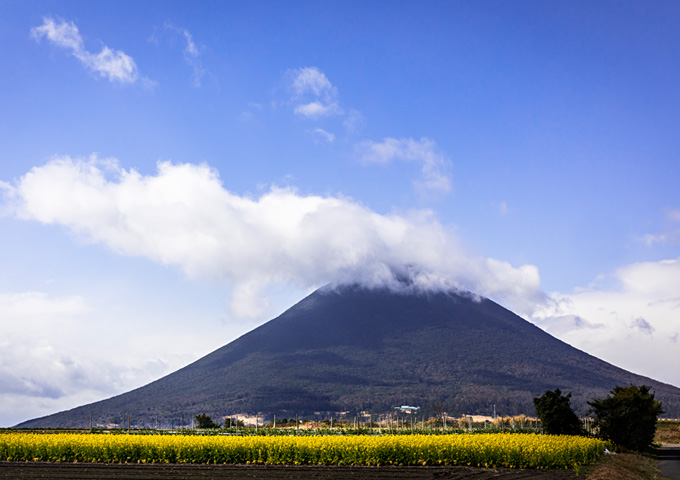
<box><xmin>0</xmin><ymin>432</ymin><xmax>608</xmax><ymax>469</ymax></box>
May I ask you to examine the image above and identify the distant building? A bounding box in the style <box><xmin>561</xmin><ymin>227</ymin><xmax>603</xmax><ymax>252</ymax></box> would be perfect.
<box><xmin>395</xmin><ymin>405</ymin><xmax>420</xmax><ymax>413</ymax></box>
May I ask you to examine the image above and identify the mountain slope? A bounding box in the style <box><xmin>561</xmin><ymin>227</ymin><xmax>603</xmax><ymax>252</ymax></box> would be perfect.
<box><xmin>17</xmin><ymin>285</ymin><xmax>680</xmax><ymax>427</ymax></box>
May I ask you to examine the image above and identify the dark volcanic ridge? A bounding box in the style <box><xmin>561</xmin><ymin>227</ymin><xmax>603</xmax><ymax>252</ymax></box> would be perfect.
<box><xmin>16</xmin><ymin>285</ymin><xmax>680</xmax><ymax>428</ymax></box>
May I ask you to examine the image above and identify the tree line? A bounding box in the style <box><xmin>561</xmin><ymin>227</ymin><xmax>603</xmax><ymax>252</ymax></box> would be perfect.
<box><xmin>533</xmin><ymin>384</ymin><xmax>663</xmax><ymax>451</ymax></box>
<box><xmin>195</xmin><ymin>383</ymin><xmax>664</xmax><ymax>453</ymax></box>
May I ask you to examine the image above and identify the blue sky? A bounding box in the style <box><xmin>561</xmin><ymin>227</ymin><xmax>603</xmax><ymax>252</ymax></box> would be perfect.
<box><xmin>1</xmin><ymin>1</ymin><xmax>679</xmax><ymax>426</ymax></box>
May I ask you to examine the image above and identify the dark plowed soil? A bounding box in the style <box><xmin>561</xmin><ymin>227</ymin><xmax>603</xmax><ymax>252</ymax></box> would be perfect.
<box><xmin>0</xmin><ymin>462</ymin><xmax>581</xmax><ymax>479</ymax></box>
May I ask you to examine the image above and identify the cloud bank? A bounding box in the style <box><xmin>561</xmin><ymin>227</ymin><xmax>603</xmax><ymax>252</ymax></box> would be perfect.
<box><xmin>0</xmin><ymin>292</ymin><xmax>104</xmax><ymax>401</ymax></box>
<box><xmin>533</xmin><ymin>258</ymin><xmax>680</xmax><ymax>387</ymax></box>
<box><xmin>3</xmin><ymin>156</ymin><xmax>542</xmax><ymax>318</ymax></box>
<box><xmin>31</xmin><ymin>17</ymin><xmax>150</xmax><ymax>85</ymax></box>
<box><xmin>0</xmin><ymin>291</ymin><xmax>201</xmax><ymax>426</ymax></box>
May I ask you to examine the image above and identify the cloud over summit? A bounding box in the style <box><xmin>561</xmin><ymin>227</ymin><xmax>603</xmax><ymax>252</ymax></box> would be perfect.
<box><xmin>4</xmin><ymin>156</ymin><xmax>542</xmax><ymax>318</ymax></box>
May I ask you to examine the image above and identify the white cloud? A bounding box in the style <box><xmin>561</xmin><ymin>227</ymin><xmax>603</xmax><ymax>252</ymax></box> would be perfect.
<box><xmin>631</xmin><ymin>317</ymin><xmax>654</xmax><ymax>334</ymax></box>
<box><xmin>289</xmin><ymin>67</ymin><xmax>342</xmax><ymax>118</ymax></box>
<box><xmin>295</xmin><ymin>101</ymin><xmax>339</xmax><ymax>117</ymax></box>
<box><xmin>311</xmin><ymin>127</ymin><xmax>335</xmax><ymax>143</ymax></box>
<box><xmin>5</xmin><ymin>159</ymin><xmax>680</xmax><ymax>419</ymax></box>
<box><xmin>496</xmin><ymin>201</ymin><xmax>509</xmax><ymax>216</ymax></box>
<box><xmin>0</xmin><ymin>292</ymin><xmax>113</xmax><ymax>425</ymax></box>
<box><xmin>533</xmin><ymin>258</ymin><xmax>680</xmax><ymax>387</ymax></box>
<box><xmin>3</xmin><ymin>156</ymin><xmax>542</xmax><ymax>319</ymax></box>
<box><xmin>31</xmin><ymin>17</ymin><xmax>84</xmax><ymax>51</ymax></box>
<box><xmin>163</xmin><ymin>22</ymin><xmax>206</xmax><ymax>87</ymax></box>
<box><xmin>0</xmin><ymin>289</ymin><xmax>218</xmax><ymax>426</ymax></box>
<box><xmin>643</xmin><ymin>208</ymin><xmax>680</xmax><ymax>246</ymax></box>
<box><xmin>359</xmin><ymin>137</ymin><xmax>452</xmax><ymax>194</ymax></box>
<box><xmin>644</xmin><ymin>232</ymin><xmax>680</xmax><ymax>246</ymax></box>
<box><xmin>343</xmin><ymin>109</ymin><xmax>366</xmax><ymax>134</ymax></box>
<box><xmin>284</xmin><ymin>67</ymin><xmax>363</xmax><ymax>138</ymax></box>
<box><xmin>0</xmin><ymin>291</ymin><xmax>89</xmax><ymax>317</ymax></box>
<box><xmin>31</xmin><ymin>17</ymin><xmax>150</xmax><ymax>85</ymax></box>
<box><xmin>291</xmin><ymin>66</ymin><xmax>333</xmax><ymax>96</ymax></box>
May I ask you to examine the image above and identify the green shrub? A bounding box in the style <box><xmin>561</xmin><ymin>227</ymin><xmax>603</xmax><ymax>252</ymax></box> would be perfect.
<box><xmin>195</xmin><ymin>413</ymin><xmax>220</xmax><ymax>429</ymax></box>
<box><xmin>588</xmin><ymin>384</ymin><xmax>663</xmax><ymax>451</ymax></box>
<box><xmin>533</xmin><ymin>389</ymin><xmax>583</xmax><ymax>436</ymax></box>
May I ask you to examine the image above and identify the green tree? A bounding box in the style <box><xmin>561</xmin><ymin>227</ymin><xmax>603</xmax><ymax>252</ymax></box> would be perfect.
<box><xmin>588</xmin><ymin>384</ymin><xmax>664</xmax><ymax>451</ymax></box>
<box><xmin>533</xmin><ymin>388</ymin><xmax>583</xmax><ymax>435</ymax></box>
<box><xmin>195</xmin><ymin>413</ymin><xmax>220</xmax><ymax>429</ymax></box>
<box><xmin>225</xmin><ymin>417</ymin><xmax>244</xmax><ymax>428</ymax></box>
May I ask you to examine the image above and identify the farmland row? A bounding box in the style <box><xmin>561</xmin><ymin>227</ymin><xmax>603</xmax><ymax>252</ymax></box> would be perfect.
<box><xmin>0</xmin><ymin>432</ymin><xmax>608</xmax><ymax>469</ymax></box>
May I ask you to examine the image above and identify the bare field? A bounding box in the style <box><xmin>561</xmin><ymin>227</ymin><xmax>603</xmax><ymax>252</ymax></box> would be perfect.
<box><xmin>657</xmin><ymin>421</ymin><xmax>680</xmax><ymax>445</ymax></box>
<box><xmin>0</xmin><ymin>462</ymin><xmax>583</xmax><ymax>479</ymax></box>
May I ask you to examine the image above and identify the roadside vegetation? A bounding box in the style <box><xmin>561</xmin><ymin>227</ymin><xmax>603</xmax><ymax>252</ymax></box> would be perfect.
<box><xmin>584</xmin><ymin>416</ymin><xmax>680</xmax><ymax>480</ymax></box>
<box><xmin>655</xmin><ymin>420</ymin><xmax>680</xmax><ymax>444</ymax></box>
<box><xmin>586</xmin><ymin>451</ymin><xmax>667</xmax><ymax>480</ymax></box>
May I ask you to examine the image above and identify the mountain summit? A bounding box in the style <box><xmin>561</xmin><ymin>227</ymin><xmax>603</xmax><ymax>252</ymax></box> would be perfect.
<box><xmin>17</xmin><ymin>285</ymin><xmax>680</xmax><ymax>427</ymax></box>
